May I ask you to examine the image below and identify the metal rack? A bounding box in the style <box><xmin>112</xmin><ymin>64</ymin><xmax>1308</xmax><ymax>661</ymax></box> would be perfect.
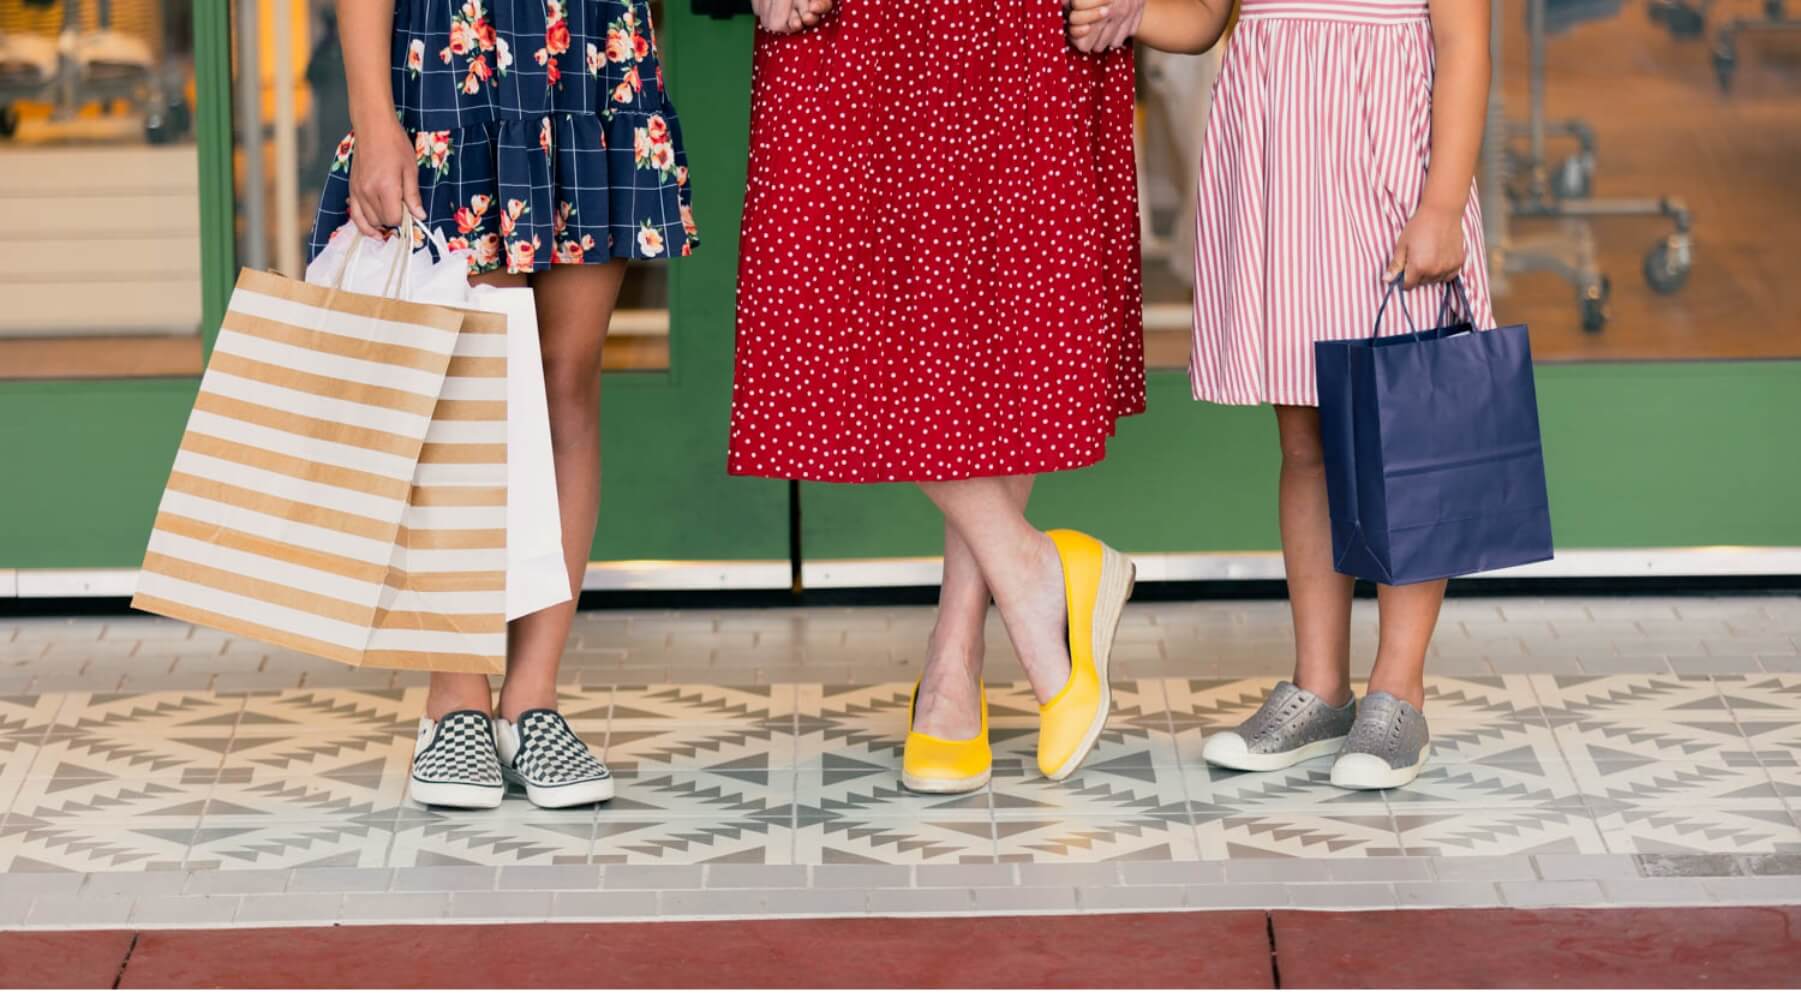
<box><xmin>1483</xmin><ymin>0</ymin><xmax>1693</xmax><ymax>332</ymax></box>
<box><xmin>1650</xmin><ymin>0</ymin><xmax>1801</xmax><ymax>90</ymax></box>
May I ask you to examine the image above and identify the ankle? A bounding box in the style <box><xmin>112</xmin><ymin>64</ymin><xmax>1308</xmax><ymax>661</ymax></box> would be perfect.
<box><xmin>497</xmin><ymin>681</ymin><xmax>560</xmax><ymax>723</ymax></box>
<box><xmin>1365</xmin><ymin>670</ymin><xmax>1426</xmax><ymax>710</ymax></box>
<box><xmin>425</xmin><ymin>676</ymin><xmax>494</xmax><ymax>721</ymax></box>
<box><xmin>1293</xmin><ymin>673</ymin><xmax>1353</xmax><ymax>708</ymax></box>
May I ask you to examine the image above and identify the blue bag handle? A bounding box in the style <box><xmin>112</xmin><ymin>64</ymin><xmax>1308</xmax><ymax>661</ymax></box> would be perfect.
<box><xmin>1432</xmin><ymin>277</ymin><xmax>1476</xmax><ymax>335</ymax></box>
<box><xmin>1371</xmin><ymin>276</ymin><xmax>1475</xmax><ymax>342</ymax></box>
<box><xmin>1370</xmin><ymin>277</ymin><xmax>1422</xmax><ymax>340</ymax></box>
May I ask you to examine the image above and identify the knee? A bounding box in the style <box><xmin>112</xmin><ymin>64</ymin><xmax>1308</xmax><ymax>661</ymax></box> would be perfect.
<box><xmin>540</xmin><ymin>352</ymin><xmax>602</xmax><ymax>415</ymax></box>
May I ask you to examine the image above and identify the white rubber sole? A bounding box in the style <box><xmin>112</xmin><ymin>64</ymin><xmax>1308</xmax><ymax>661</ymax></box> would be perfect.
<box><xmin>1329</xmin><ymin>745</ymin><xmax>1432</xmax><ymax>790</ymax></box>
<box><xmin>408</xmin><ymin>778</ymin><xmax>504</xmax><ymax>809</ymax></box>
<box><xmin>1201</xmin><ymin>731</ymin><xmax>1348</xmax><ymax>772</ymax></box>
<box><xmin>505</xmin><ymin>768</ymin><xmax>616</xmax><ymax>808</ymax></box>
<box><xmin>1043</xmin><ymin>549</ymin><xmax>1136</xmax><ymax>782</ymax></box>
<box><xmin>901</xmin><ymin>768</ymin><xmax>992</xmax><ymax>795</ymax></box>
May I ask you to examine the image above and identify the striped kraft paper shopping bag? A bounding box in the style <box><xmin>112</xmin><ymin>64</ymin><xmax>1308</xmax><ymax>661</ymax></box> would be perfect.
<box><xmin>133</xmin><ymin>266</ymin><xmax>510</xmax><ymax>675</ymax></box>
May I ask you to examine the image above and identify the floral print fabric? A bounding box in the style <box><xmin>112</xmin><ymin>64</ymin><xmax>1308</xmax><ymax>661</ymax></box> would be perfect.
<box><xmin>308</xmin><ymin>0</ymin><xmax>697</xmax><ymax>275</ymax></box>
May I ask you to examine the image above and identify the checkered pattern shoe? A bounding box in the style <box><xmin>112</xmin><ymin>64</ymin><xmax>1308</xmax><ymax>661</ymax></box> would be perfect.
<box><xmin>496</xmin><ymin>709</ymin><xmax>615</xmax><ymax>808</ymax></box>
<box><xmin>409</xmin><ymin>710</ymin><xmax>505</xmax><ymax>809</ymax></box>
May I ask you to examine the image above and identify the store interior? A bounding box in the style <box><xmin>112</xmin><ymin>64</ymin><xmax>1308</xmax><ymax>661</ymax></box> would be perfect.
<box><xmin>1</xmin><ymin>0</ymin><xmax>1798</xmax><ymax>382</ymax></box>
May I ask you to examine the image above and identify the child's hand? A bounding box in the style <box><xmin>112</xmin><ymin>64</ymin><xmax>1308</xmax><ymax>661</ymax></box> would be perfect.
<box><xmin>1385</xmin><ymin>205</ymin><xmax>1467</xmax><ymax>289</ymax></box>
<box><xmin>1065</xmin><ymin>0</ymin><xmax>1143</xmax><ymax>51</ymax></box>
<box><xmin>346</xmin><ymin>119</ymin><xmax>425</xmax><ymax>239</ymax></box>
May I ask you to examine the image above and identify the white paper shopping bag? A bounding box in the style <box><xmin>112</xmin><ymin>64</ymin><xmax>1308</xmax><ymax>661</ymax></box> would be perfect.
<box><xmin>306</xmin><ymin>225</ymin><xmax>570</xmax><ymax>624</ymax></box>
<box><xmin>467</xmin><ymin>284</ymin><xmax>571</xmax><ymax>620</ymax></box>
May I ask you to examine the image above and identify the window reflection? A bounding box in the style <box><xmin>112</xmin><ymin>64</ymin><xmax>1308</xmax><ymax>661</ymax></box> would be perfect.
<box><xmin>1135</xmin><ymin>0</ymin><xmax>1801</xmax><ymax>366</ymax></box>
<box><xmin>0</xmin><ymin>0</ymin><xmax>200</xmax><ymax>379</ymax></box>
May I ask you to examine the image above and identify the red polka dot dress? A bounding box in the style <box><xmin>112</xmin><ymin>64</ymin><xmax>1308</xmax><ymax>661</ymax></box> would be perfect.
<box><xmin>728</xmin><ymin>0</ymin><xmax>1146</xmax><ymax>484</ymax></box>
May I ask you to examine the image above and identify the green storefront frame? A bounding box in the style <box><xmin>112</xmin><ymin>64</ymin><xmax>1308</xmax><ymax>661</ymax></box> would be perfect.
<box><xmin>1</xmin><ymin>9</ymin><xmax>1796</xmax><ymax>589</ymax></box>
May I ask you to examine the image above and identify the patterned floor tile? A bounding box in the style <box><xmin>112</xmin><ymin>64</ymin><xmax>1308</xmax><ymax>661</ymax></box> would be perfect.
<box><xmin>47</xmin><ymin>690</ymin><xmax>245</xmax><ymax>738</ymax></box>
<box><xmin>388</xmin><ymin>813</ymin><xmax>595</xmax><ymax>867</ymax></box>
<box><xmin>994</xmin><ymin>814</ymin><xmax>1200</xmax><ymax>863</ymax></box>
<box><xmin>1592</xmin><ymin>803</ymin><xmax>1801</xmax><ymax>855</ymax></box>
<box><xmin>792</xmin><ymin>681</ymin><xmax>908</xmax><ymax>771</ymax></box>
<box><xmin>1426</xmin><ymin>720</ymin><xmax>1567</xmax><ymax>766</ymax></box>
<box><xmin>1393</xmin><ymin>807</ymin><xmax>1608</xmax><ymax>856</ymax></box>
<box><xmin>204</xmin><ymin>772</ymin><xmax>409</xmax><ymax>821</ymax></box>
<box><xmin>185</xmin><ymin>814</ymin><xmax>400</xmax><ymax>870</ymax></box>
<box><xmin>604</xmin><ymin>719</ymin><xmax>799</xmax><ymax>776</ymax></box>
<box><xmin>1422</xmin><ymin>675</ymin><xmax>1547</xmax><ymax>724</ymax></box>
<box><xmin>990</xmin><ymin>758</ymin><xmax>1189</xmax><ymax>821</ymax></box>
<box><xmin>794</xmin><ymin>817</ymin><xmax>992</xmax><ymax>865</ymax></box>
<box><xmin>0</xmin><ymin>811</ymin><xmax>197</xmax><ymax>872</ymax></box>
<box><xmin>1551</xmin><ymin>718</ymin><xmax>1756</xmax><ymax>765</ymax></box>
<box><xmin>1161</xmin><ymin>676</ymin><xmax>1295</xmax><ymax>737</ymax></box>
<box><xmin>1570</xmin><ymin>760</ymin><xmax>1781</xmax><ymax>805</ymax></box>
<box><xmin>1713</xmin><ymin>674</ymin><xmax>1801</xmax><ymax>717</ymax></box>
<box><xmin>1772</xmin><ymin>767</ymin><xmax>1801</xmax><ymax>801</ymax></box>
<box><xmin>1528</xmin><ymin>674</ymin><xmax>1730</xmax><ymax>721</ymax></box>
<box><xmin>233</xmin><ymin>689</ymin><xmax>418</xmax><ymax>737</ymax></box>
<box><xmin>1184</xmin><ymin>762</ymin><xmax>1389</xmax><ymax>811</ymax></box>
<box><xmin>612</xmin><ymin>684</ymin><xmax>797</xmax><ymax>722</ymax></box>
<box><xmin>1384</xmin><ymin>757</ymin><xmax>1584</xmax><ymax>809</ymax></box>
<box><xmin>1197</xmin><ymin>810</ymin><xmax>1404</xmax><ymax>859</ymax></box>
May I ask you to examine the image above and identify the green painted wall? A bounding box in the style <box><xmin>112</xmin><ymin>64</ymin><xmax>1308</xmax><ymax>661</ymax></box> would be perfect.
<box><xmin>800</xmin><ymin>363</ymin><xmax>1801</xmax><ymax>560</ymax></box>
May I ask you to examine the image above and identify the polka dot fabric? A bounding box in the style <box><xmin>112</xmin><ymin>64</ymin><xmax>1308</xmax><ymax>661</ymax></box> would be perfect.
<box><xmin>728</xmin><ymin>0</ymin><xmax>1146</xmax><ymax>484</ymax></box>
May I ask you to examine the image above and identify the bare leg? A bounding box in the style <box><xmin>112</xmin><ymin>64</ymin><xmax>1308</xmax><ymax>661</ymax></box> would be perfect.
<box><xmin>913</xmin><ymin>475</ymin><xmax>1034</xmax><ymax>738</ymax></box>
<box><xmin>1368</xmin><ymin>581</ymin><xmax>1442</xmax><ymax>709</ymax></box>
<box><xmin>916</xmin><ymin>478</ymin><xmax>1070</xmax><ymax>707</ymax></box>
<box><xmin>497</xmin><ymin>261</ymin><xmax>629</xmax><ymax>722</ymax></box>
<box><xmin>1274</xmin><ymin>406</ymin><xmax>1355</xmax><ymax>707</ymax></box>
<box><xmin>423</xmin><ymin>269</ymin><xmax>531</xmax><ymax>721</ymax></box>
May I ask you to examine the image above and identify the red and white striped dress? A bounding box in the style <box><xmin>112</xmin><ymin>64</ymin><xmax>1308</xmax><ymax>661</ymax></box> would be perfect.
<box><xmin>1190</xmin><ymin>0</ymin><xmax>1495</xmax><ymax>406</ymax></box>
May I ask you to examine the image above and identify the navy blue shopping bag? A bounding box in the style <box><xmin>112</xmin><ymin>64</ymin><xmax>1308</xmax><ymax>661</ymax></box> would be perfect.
<box><xmin>1315</xmin><ymin>281</ymin><xmax>1554</xmax><ymax>585</ymax></box>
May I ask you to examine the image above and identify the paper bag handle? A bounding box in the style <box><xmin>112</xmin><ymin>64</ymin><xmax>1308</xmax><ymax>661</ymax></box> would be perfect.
<box><xmin>329</xmin><ymin>215</ymin><xmax>447</xmax><ymax>299</ymax></box>
<box><xmin>1371</xmin><ymin>277</ymin><xmax>1474</xmax><ymax>342</ymax></box>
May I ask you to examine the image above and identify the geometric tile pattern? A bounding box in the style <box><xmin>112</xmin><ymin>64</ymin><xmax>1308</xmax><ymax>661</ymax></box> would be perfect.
<box><xmin>2</xmin><ymin>594</ymin><xmax>1799</xmax><ymax>927</ymax></box>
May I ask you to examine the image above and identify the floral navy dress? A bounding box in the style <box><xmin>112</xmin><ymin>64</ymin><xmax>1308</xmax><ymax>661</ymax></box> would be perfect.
<box><xmin>308</xmin><ymin>0</ymin><xmax>698</xmax><ymax>275</ymax></box>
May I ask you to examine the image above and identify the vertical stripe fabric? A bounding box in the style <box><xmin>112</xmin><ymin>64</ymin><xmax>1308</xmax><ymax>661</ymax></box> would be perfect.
<box><xmin>134</xmin><ymin>268</ymin><xmax>510</xmax><ymax>676</ymax></box>
<box><xmin>1190</xmin><ymin>0</ymin><xmax>1496</xmax><ymax>407</ymax></box>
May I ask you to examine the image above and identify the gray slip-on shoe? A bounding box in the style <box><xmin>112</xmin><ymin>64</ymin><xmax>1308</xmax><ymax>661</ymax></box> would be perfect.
<box><xmin>1201</xmin><ymin>681</ymin><xmax>1357</xmax><ymax>772</ymax></box>
<box><xmin>1330</xmin><ymin>690</ymin><xmax>1431</xmax><ymax>790</ymax></box>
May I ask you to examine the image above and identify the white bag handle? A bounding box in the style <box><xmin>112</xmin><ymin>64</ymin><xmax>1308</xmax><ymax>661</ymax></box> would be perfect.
<box><xmin>329</xmin><ymin>215</ymin><xmax>452</xmax><ymax>300</ymax></box>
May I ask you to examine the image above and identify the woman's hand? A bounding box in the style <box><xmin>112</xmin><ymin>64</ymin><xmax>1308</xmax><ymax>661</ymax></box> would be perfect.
<box><xmin>1385</xmin><ymin>205</ymin><xmax>1467</xmax><ymax>289</ymax></box>
<box><xmin>346</xmin><ymin>118</ymin><xmax>423</xmax><ymax>239</ymax></box>
<box><xmin>1066</xmin><ymin>0</ymin><xmax>1144</xmax><ymax>52</ymax></box>
<box><xmin>753</xmin><ymin>0</ymin><xmax>833</xmax><ymax>34</ymax></box>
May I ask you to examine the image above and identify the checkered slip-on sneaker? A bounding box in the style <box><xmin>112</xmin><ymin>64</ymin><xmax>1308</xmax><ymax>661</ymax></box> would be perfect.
<box><xmin>409</xmin><ymin>709</ymin><xmax>505</xmax><ymax>809</ymax></box>
<box><xmin>495</xmin><ymin>709</ymin><xmax>615</xmax><ymax>808</ymax></box>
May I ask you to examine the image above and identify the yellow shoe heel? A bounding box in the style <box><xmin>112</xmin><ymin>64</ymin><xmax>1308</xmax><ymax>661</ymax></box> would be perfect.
<box><xmin>902</xmin><ymin>684</ymin><xmax>991</xmax><ymax>794</ymax></box>
<box><xmin>1038</xmin><ymin>529</ymin><xmax>1136</xmax><ymax>781</ymax></box>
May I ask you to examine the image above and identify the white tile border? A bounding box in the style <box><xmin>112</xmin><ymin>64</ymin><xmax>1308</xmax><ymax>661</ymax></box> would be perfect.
<box><xmin>8</xmin><ymin>547</ymin><xmax>1801</xmax><ymax>599</ymax></box>
<box><xmin>3</xmin><ymin>853</ymin><xmax>1798</xmax><ymax>932</ymax></box>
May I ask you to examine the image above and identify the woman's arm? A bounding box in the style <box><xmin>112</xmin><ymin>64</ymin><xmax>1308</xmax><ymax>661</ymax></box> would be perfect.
<box><xmin>1387</xmin><ymin>0</ymin><xmax>1491</xmax><ymax>287</ymax></box>
<box><xmin>1067</xmin><ymin>0</ymin><xmax>1233</xmax><ymax>55</ymax></box>
<box><xmin>338</xmin><ymin>0</ymin><xmax>420</xmax><ymax>237</ymax></box>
